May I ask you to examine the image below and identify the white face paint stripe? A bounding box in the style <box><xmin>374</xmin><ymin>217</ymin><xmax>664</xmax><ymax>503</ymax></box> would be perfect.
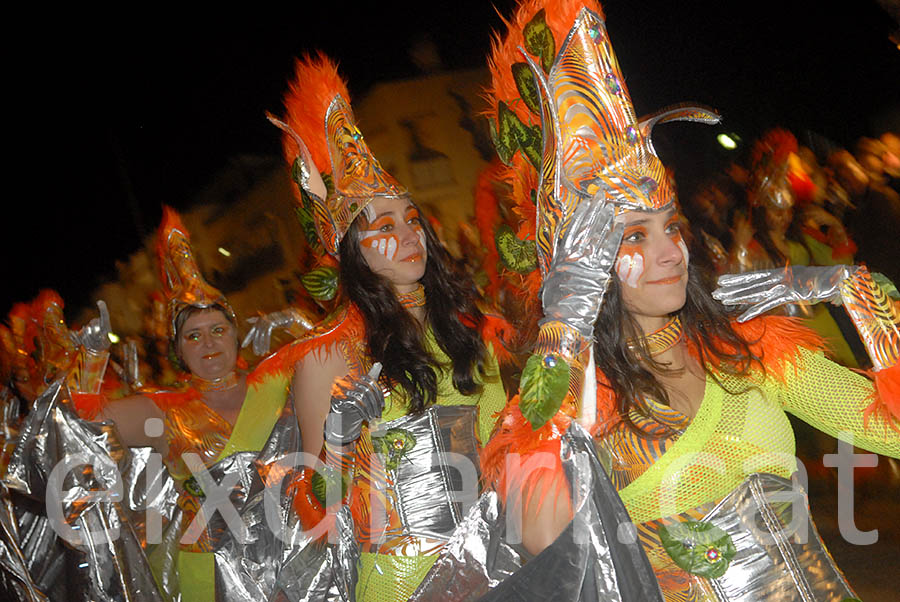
<box><xmin>359</xmin><ymin>229</ymin><xmax>401</xmax><ymax>262</ymax></box>
<box><xmin>677</xmin><ymin>238</ymin><xmax>690</xmax><ymax>265</ymax></box>
<box><xmin>385</xmin><ymin>237</ymin><xmax>398</xmax><ymax>261</ymax></box>
<box><xmin>616</xmin><ymin>253</ymin><xmax>644</xmax><ymax>288</ymax></box>
<box><xmin>362</xmin><ymin>204</ymin><xmax>376</xmax><ymax>222</ymax></box>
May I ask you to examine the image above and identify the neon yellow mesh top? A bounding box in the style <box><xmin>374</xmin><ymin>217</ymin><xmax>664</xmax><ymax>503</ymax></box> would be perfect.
<box><xmin>600</xmin><ymin>347</ymin><xmax>900</xmax><ymax>525</ymax></box>
<box><xmin>355</xmin><ymin>331</ymin><xmax>507</xmax><ymax>602</ymax></box>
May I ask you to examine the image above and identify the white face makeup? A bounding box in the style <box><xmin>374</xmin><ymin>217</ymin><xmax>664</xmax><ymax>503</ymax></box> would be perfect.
<box><xmin>616</xmin><ymin>252</ymin><xmax>645</xmax><ymax>289</ymax></box>
<box><xmin>615</xmin><ymin>208</ymin><xmax>690</xmax><ymax>328</ymax></box>
<box><xmin>357</xmin><ymin>197</ymin><xmax>428</xmax><ymax>289</ymax></box>
<box><xmin>359</xmin><ymin>229</ymin><xmax>400</xmax><ymax>261</ymax></box>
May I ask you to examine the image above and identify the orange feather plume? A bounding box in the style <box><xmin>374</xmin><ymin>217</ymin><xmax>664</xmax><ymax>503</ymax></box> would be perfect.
<box><xmin>485</xmin><ymin>0</ymin><xmax>603</xmax><ymax>127</ymax></box>
<box><xmin>279</xmin><ymin>53</ymin><xmax>351</xmax><ymax>179</ymax></box>
<box><xmin>155</xmin><ymin>205</ymin><xmax>187</xmax><ymax>292</ymax></box>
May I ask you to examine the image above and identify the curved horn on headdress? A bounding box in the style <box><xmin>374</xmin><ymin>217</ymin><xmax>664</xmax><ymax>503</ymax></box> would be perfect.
<box><xmin>155</xmin><ymin>206</ymin><xmax>233</xmax><ymax>337</ymax></box>
<box><xmin>272</xmin><ymin>53</ymin><xmax>408</xmax><ymax>256</ymax></box>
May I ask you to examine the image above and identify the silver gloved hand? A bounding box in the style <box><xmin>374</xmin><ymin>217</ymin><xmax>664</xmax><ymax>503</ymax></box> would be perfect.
<box><xmin>323</xmin><ymin>363</ymin><xmax>385</xmax><ymax>446</ymax></box>
<box><xmin>539</xmin><ymin>200</ymin><xmax>625</xmax><ymax>338</ymax></box>
<box><xmin>242</xmin><ymin>308</ymin><xmax>314</xmax><ymax>356</ymax></box>
<box><xmin>712</xmin><ymin>265</ymin><xmax>858</xmax><ymax>322</ymax></box>
<box><xmin>70</xmin><ymin>300</ymin><xmax>112</xmax><ymax>353</ymax></box>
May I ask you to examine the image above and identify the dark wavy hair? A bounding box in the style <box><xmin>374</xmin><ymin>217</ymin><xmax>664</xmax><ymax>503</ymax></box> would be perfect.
<box><xmin>338</xmin><ymin>203</ymin><xmax>487</xmax><ymax>413</ymax></box>
<box><xmin>594</xmin><ymin>255</ymin><xmax>760</xmax><ymax>436</ymax></box>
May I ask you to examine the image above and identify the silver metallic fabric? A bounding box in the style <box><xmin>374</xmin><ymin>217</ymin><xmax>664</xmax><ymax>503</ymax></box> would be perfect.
<box><xmin>692</xmin><ymin>473</ymin><xmax>856</xmax><ymax>601</ymax></box>
<box><xmin>324</xmin><ymin>363</ymin><xmax>384</xmax><ymax>446</ymax></box>
<box><xmin>369</xmin><ymin>404</ymin><xmax>482</xmax><ymax>544</ymax></box>
<box><xmin>539</xmin><ymin>200</ymin><xmax>624</xmax><ymax>339</ymax></box>
<box><xmin>242</xmin><ymin>308</ymin><xmax>314</xmax><ymax>356</ymax></box>
<box><xmin>712</xmin><ymin>265</ymin><xmax>857</xmax><ymax>322</ymax></box>
<box><xmin>68</xmin><ymin>300</ymin><xmax>111</xmax><ymax>353</ymax></box>
<box><xmin>3</xmin><ymin>378</ymin><xmax>304</xmax><ymax>602</ymax></box>
<box><xmin>411</xmin><ymin>423</ymin><xmax>662</xmax><ymax>601</ymax></box>
<box><xmin>4</xmin><ymin>380</ymin><xmax>165</xmax><ymax>601</ymax></box>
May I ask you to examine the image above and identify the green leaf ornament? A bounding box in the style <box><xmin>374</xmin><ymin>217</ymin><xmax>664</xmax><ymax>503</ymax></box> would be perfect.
<box><xmin>523</xmin><ymin>9</ymin><xmax>556</xmax><ymax>73</ymax></box>
<box><xmin>301</xmin><ymin>266</ymin><xmax>339</xmax><ymax>301</ymax></box>
<box><xmin>658</xmin><ymin>520</ymin><xmax>737</xmax><ymax>579</ymax></box>
<box><xmin>519</xmin><ymin>352</ymin><xmax>570</xmax><ymax>430</ymax></box>
<box><xmin>512</xmin><ymin>62</ymin><xmax>541</xmax><ymax>116</ymax></box>
<box><xmin>495</xmin><ymin>224</ymin><xmax>537</xmax><ymax>274</ymax></box>
<box><xmin>371</xmin><ymin>428</ymin><xmax>417</xmax><ymax>472</ymax></box>
<box><xmin>310</xmin><ymin>464</ymin><xmax>348</xmax><ymax>506</ymax></box>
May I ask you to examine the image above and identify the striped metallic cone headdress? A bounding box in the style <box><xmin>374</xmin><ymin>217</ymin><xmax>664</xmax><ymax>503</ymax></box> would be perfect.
<box><xmin>156</xmin><ymin>206</ymin><xmax>234</xmax><ymax>338</ymax></box>
<box><xmin>269</xmin><ymin>54</ymin><xmax>409</xmax><ymax>257</ymax></box>
<box><xmin>487</xmin><ymin>0</ymin><xmax>720</xmax><ymax>275</ymax></box>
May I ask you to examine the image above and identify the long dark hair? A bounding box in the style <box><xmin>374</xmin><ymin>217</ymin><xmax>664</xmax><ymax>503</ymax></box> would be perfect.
<box><xmin>594</xmin><ymin>257</ymin><xmax>760</xmax><ymax>436</ymax></box>
<box><xmin>338</xmin><ymin>203</ymin><xmax>487</xmax><ymax>413</ymax></box>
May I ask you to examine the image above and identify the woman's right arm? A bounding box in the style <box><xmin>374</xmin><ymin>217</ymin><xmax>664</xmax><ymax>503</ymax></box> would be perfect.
<box><xmin>97</xmin><ymin>395</ymin><xmax>167</xmax><ymax>451</ymax></box>
<box><xmin>292</xmin><ymin>345</ymin><xmax>348</xmax><ymax>459</ymax></box>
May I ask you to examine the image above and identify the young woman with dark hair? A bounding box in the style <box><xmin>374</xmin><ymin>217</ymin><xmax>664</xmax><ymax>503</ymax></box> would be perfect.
<box><xmin>270</xmin><ymin>55</ymin><xmax>507</xmax><ymax>600</ymax></box>
<box><xmin>479</xmin><ymin>1</ymin><xmax>900</xmax><ymax>601</ymax></box>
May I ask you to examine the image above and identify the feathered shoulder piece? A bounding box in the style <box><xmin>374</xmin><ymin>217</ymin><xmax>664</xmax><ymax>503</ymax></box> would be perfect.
<box><xmin>272</xmin><ymin>303</ymin><xmax>367</xmax><ymax>377</ymax></box>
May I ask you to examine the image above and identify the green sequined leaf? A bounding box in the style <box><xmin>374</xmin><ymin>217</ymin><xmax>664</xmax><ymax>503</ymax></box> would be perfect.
<box><xmin>659</xmin><ymin>520</ymin><xmax>736</xmax><ymax>580</ymax></box>
<box><xmin>491</xmin><ymin>106</ymin><xmax>516</xmax><ymax>166</ymax></box>
<box><xmin>371</xmin><ymin>428</ymin><xmax>417</xmax><ymax>472</ymax></box>
<box><xmin>872</xmin><ymin>272</ymin><xmax>899</xmax><ymax>300</ymax></box>
<box><xmin>301</xmin><ymin>266</ymin><xmax>339</xmax><ymax>301</ymax></box>
<box><xmin>523</xmin><ymin>9</ymin><xmax>555</xmax><ymax>73</ymax></box>
<box><xmin>310</xmin><ymin>464</ymin><xmax>347</xmax><ymax>505</ymax></box>
<box><xmin>517</xmin><ymin>122</ymin><xmax>542</xmax><ymax>171</ymax></box>
<box><xmin>290</xmin><ymin>157</ymin><xmax>306</xmax><ymax>190</ymax></box>
<box><xmin>492</xmin><ymin>102</ymin><xmax>542</xmax><ymax>171</ymax></box>
<box><xmin>183</xmin><ymin>476</ymin><xmax>204</xmax><ymax>499</ymax></box>
<box><xmin>495</xmin><ymin>224</ymin><xmax>537</xmax><ymax>274</ymax></box>
<box><xmin>512</xmin><ymin>62</ymin><xmax>541</xmax><ymax>116</ymax></box>
<box><xmin>294</xmin><ymin>205</ymin><xmax>321</xmax><ymax>250</ymax></box>
<box><xmin>519</xmin><ymin>352</ymin><xmax>570</xmax><ymax>430</ymax></box>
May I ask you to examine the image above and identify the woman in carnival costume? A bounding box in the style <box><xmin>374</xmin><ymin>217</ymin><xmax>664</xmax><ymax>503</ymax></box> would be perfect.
<box><xmin>5</xmin><ymin>208</ymin><xmax>303</xmax><ymax>602</ymax></box>
<box><xmin>481</xmin><ymin>1</ymin><xmax>900</xmax><ymax>600</ymax></box>
<box><xmin>265</xmin><ymin>54</ymin><xmax>510</xmax><ymax>601</ymax></box>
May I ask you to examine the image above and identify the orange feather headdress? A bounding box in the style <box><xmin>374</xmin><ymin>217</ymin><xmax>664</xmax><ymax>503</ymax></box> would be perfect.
<box><xmin>485</xmin><ymin>0</ymin><xmax>720</xmax><ymax>278</ymax></box>
<box><xmin>268</xmin><ymin>53</ymin><xmax>408</xmax><ymax>257</ymax></box>
<box><xmin>155</xmin><ymin>206</ymin><xmax>233</xmax><ymax>338</ymax></box>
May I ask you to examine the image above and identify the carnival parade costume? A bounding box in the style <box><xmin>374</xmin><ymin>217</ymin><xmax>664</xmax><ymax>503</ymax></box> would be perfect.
<box><xmin>267</xmin><ymin>55</ymin><xmax>509</xmax><ymax>601</ymax></box>
<box><xmin>2</xmin><ymin>209</ymin><xmax>306</xmax><ymax>601</ymax></box>
<box><xmin>479</xmin><ymin>0</ymin><xmax>900</xmax><ymax>601</ymax></box>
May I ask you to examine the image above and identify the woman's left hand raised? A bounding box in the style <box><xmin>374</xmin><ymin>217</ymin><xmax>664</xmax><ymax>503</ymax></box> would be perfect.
<box><xmin>713</xmin><ymin>265</ymin><xmax>859</xmax><ymax>322</ymax></box>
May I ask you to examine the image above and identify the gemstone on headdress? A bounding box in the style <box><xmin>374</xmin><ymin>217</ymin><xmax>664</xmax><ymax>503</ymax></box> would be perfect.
<box><xmin>625</xmin><ymin>126</ymin><xmax>639</xmax><ymax>145</ymax></box>
<box><xmin>604</xmin><ymin>74</ymin><xmax>621</xmax><ymax>94</ymax></box>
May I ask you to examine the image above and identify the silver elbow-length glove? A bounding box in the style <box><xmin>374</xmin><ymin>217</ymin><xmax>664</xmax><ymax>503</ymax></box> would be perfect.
<box><xmin>69</xmin><ymin>300</ymin><xmax>112</xmax><ymax>353</ymax></box>
<box><xmin>712</xmin><ymin>265</ymin><xmax>858</xmax><ymax>322</ymax></box>
<box><xmin>323</xmin><ymin>363</ymin><xmax>385</xmax><ymax>446</ymax></box>
<box><xmin>539</xmin><ymin>200</ymin><xmax>625</xmax><ymax>339</ymax></box>
<box><xmin>242</xmin><ymin>308</ymin><xmax>314</xmax><ymax>356</ymax></box>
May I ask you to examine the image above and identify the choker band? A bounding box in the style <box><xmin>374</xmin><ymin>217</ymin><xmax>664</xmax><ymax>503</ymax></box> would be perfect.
<box><xmin>191</xmin><ymin>371</ymin><xmax>239</xmax><ymax>392</ymax></box>
<box><xmin>397</xmin><ymin>284</ymin><xmax>426</xmax><ymax>309</ymax></box>
<box><xmin>628</xmin><ymin>315</ymin><xmax>683</xmax><ymax>357</ymax></box>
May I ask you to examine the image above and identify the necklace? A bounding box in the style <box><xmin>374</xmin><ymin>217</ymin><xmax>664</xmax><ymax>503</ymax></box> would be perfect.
<box><xmin>397</xmin><ymin>283</ymin><xmax>426</xmax><ymax>309</ymax></box>
<box><xmin>191</xmin><ymin>371</ymin><xmax>239</xmax><ymax>392</ymax></box>
<box><xmin>628</xmin><ymin>315</ymin><xmax>683</xmax><ymax>357</ymax></box>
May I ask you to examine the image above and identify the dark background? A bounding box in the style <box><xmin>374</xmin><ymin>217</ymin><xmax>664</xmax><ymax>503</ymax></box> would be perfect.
<box><xmin>5</xmin><ymin>1</ymin><xmax>899</xmax><ymax>318</ymax></box>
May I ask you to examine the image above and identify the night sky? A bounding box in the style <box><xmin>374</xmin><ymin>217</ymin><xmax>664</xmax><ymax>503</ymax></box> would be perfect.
<box><xmin>6</xmin><ymin>1</ymin><xmax>899</xmax><ymax>320</ymax></box>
